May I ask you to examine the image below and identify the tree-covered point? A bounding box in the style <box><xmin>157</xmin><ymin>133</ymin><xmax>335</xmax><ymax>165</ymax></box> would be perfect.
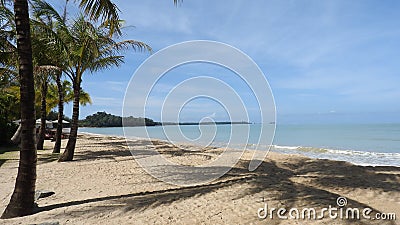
<box><xmin>79</xmin><ymin>111</ymin><xmax>160</xmax><ymax>127</ymax></box>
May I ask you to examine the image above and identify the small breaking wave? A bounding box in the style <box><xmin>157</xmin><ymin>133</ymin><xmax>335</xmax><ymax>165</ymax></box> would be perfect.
<box><xmin>269</xmin><ymin>145</ymin><xmax>400</xmax><ymax>167</ymax></box>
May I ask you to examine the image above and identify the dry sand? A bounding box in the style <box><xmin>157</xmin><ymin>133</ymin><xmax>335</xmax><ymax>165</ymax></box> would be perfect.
<box><xmin>0</xmin><ymin>134</ymin><xmax>399</xmax><ymax>225</ymax></box>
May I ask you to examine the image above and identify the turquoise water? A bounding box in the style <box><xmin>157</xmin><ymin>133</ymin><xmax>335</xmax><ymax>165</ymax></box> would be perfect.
<box><xmin>79</xmin><ymin>124</ymin><xmax>400</xmax><ymax>167</ymax></box>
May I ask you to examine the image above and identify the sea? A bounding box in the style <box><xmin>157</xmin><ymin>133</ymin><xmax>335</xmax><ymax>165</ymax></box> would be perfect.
<box><xmin>79</xmin><ymin>123</ymin><xmax>400</xmax><ymax>167</ymax></box>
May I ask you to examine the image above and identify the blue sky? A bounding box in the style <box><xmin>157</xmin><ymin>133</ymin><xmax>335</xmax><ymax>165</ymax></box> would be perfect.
<box><xmin>50</xmin><ymin>0</ymin><xmax>400</xmax><ymax>124</ymax></box>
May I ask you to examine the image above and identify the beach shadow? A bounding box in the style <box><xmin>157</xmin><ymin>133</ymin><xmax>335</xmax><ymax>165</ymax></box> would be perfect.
<box><xmin>0</xmin><ymin>159</ymin><xmax>5</xmax><ymax>168</ymax></box>
<box><xmin>32</xmin><ymin>155</ymin><xmax>398</xmax><ymax>225</ymax></box>
<box><xmin>73</xmin><ymin>149</ymin><xmax>132</xmax><ymax>162</ymax></box>
<box><xmin>28</xmin><ymin>137</ymin><xmax>399</xmax><ymax>224</ymax></box>
<box><xmin>285</xmin><ymin>158</ymin><xmax>400</xmax><ymax>192</ymax></box>
<box><xmin>229</xmin><ymin>160</ymin><xmax>398</xmax><ymax>225</ymax></box>
<box><xmin>69</xmin><ymin>139</ymin><xmax>131</xmax><ymax>162</ymax></box>
<box><xmin>0</xmin><ymin>146</ymin><xmax>19</xmax><ymax>168</ymax></box>
<box><xmin>36</xmin><ymin>175</ymin><xmax>252</xmax><ymax>213</ymax></box>
<box><xmin>72</xmin><ymin>138</ymin><xmax>216</xmax><ymax>162</ymax></box>
<box><xmin>37</xmin><ymin>153</ymin><xmax>60</xmax><ymax>165</ymax></box>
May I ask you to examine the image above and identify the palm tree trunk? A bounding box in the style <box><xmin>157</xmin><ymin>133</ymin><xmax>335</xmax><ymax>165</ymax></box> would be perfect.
<box><xmin>59</xmin><ymin>80</ymin><xmax>80</xmax><ymax>162</ymax></box>
<box><xmin>1</xmin><ymin>0</ymin><xmax>37</xmax><ymax>219</ymax></box>
<box><xmin>53</xmin><ymin>71</ymin><xmax>64</xmax><ymax>153</ymax></box>
<box><xmin>36</xmin><ymin>80</ymin><xmax>47</xmax><ymax>150</ymax></box>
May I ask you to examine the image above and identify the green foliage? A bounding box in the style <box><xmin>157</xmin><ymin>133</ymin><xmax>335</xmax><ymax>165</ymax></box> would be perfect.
<box><xmin>80</xmin><ymin>111</ymin><xmax>121</xmax><ymax>127</ymax></box>
<box><xmin>0</xmin><ymin>92</ymin><xmax>18</xmax><ymax>146</ymax></box>
<box><xmin>1</xmin><ymin>0</ymin><xmax>153</xmax><ymax>140</ymax></box>
<box><xmin>0</xmin><ymin>58</ymin><xmax>19</xmax><ymax>146</ymax></box>
<box><xmin>46</xmin><ymin>80</ymin><xmax>92</xmax><ymax>112</ymax></box>
<box><xmin>124</xmin><ymin>116</ymin><xmax>159</xmax><ymax>127</ymax></box>
<box><xmin>0</xmin><ymin>119</ymin><xmax>17</xmax><ymax>146</ymax></box>
<box><xmin>79</xmin><ymin>111</ymin><xmax>159</xmax><ymax>127</ymax></box>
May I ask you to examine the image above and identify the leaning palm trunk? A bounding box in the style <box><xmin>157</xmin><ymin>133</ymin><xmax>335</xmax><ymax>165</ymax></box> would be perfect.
<box><xmin>53</xmin><ymin>71</ymin><xmax>64</xmax><ymax>153</ymax></box>
<box><xmin>56</xmin><ymin>5</ymin><xmax>151</xmax><ymax>162</ymax></box>
<box><xmin>59</xmin><ymin>81</ymin><xmax>80</xmax><ymax>161</ymax></box>
<box><xmin>36</xmin><ymin>80</ymin><xmax>47</xmax><ymax>150</ymax></box>
<box><xmin>1</xmin><ymin>0</ymin><xmax>37</xmax><ymax>219</ymax></box>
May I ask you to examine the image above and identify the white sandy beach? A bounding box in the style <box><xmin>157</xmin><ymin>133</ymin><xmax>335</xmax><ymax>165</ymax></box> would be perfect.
<box><xmin>0</xmin><ymin>134</ymin><xmax>399</xmax><ymax>225</ymax></box>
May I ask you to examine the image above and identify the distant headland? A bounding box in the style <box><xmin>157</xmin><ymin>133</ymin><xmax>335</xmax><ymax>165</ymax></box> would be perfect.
<box><xmin>79</xmin><ymin>111</ymin><xmax>251</xmax><ymax>127</ymax></box>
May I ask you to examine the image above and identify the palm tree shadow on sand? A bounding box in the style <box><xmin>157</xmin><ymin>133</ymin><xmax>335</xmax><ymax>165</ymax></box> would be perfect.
<box><xmin>31</xmin><ymin>138</ymin><xmax>400</xmax><ymax>225</ymax></box>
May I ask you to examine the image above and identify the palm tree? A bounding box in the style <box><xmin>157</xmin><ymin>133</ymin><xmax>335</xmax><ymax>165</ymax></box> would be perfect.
<box><xmin>47</xmin><ymin>80</ymin><xmax>92</xmax><ymax>110</ymax></box>
<box><xmin>53</xmin><ymin>70</ymin><xmax>64</xmax><ymax>153</ymax></box>
<box><xmin>46</xmin><ymin>79</ymin><xmax>93</xmax><ymax>153</ymax></box>
<box><xmin>30</xmin><ymin>0</ymin><xmax>68</xmax><ymax>150</ymax></box>
<box><xmin>35</xmin><ymin>68</ymin><xmax>50</xmax><ymax>150</ymax></box>
<box><xmin>1</xmin><ymin>0</ymin><xmax>130</xmax><ymax>218</ymax></box>
<box><xmin>0</xmin><ymin>0</ymin><xmax>37</xmax><ymax>218</ymax></box>
<box><xmin>30</xmin><ymin>0</ymin><xmax>71</xmax><ymax>152</ymax></box>
<box><xmin>33</xmin><ymin>66</ymin><xmax>58</xmax><ymax>150</ymax></box>
<box><xmin>58</xmin><ymin>4</ymin><xmax>69</xmax><ymax>151</ymax></box>
<box><xmin>58</xmin><ymin>15</ymin><xmax>151</xmax><ymax>161</ymax></box>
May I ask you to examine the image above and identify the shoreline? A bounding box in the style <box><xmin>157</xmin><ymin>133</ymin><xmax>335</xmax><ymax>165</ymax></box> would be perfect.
<box><xmin>1</xmin><ymin>133</ymin><xmax>399</xmax><ymax>224</ymax></box>
<box><xmin>78</xmin><ymin>130</ymin><xmax>400</xmax><ymax>168</ymax></box>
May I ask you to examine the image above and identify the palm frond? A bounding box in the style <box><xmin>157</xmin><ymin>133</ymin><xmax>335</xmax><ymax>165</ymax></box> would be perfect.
<box><xmin>0</xmin><ymin>67</ymin><xmax>18</xmax><ymax>80</ymax></box>
<box><xmin>0</xmin><ymin>5</ymin><xmax>16</xmax><ymax>46</ymax></box>
<box><xmin>77</xmin><ymin>0</ymin><xmax>121</xmax><ymax>36</ymax></box>
<box><xmin>30</xmin><ymin>0</ymin><xmax>64</xmax><ymax>25</ymax></box>
<box><xmin>79</xmin><ymin>90</ymin><xmax>92</xmax><ymax>106</ymax></box>
<box><xmin>89</xmin><ymin>55</ymin><xmax>124</xmax><ymax>73</ymax></box>
<box><xmin>78</xmin><ymin>0</ymin><xmax>119</xmax><ymax>21</ymax></box>
<box><xmin>103</xmin><ymin>39</ymin><xmax>152</xmax><ymax>54</ymax></box>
